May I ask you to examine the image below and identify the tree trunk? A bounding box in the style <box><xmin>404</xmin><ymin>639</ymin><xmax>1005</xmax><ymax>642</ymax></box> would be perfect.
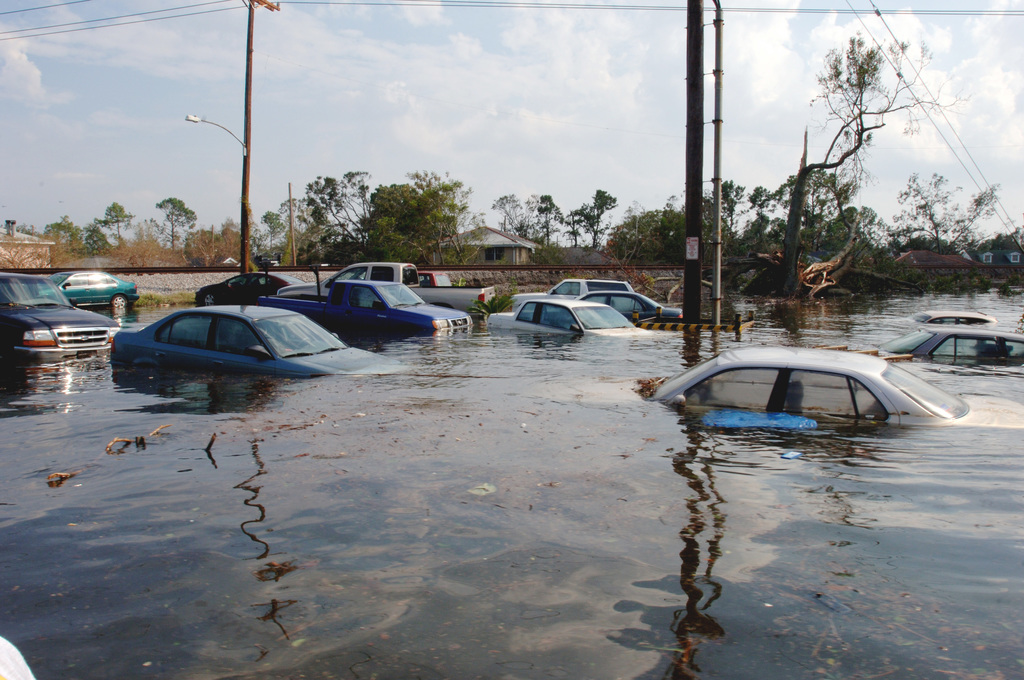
<box><xmin>781</xmin><ymin>130</ymin><xmax>809</xmax><ymax>296</ymax></box>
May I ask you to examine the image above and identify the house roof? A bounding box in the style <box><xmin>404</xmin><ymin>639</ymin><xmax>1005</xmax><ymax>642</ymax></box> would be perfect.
<box><xmin>972</xmin><ymin>249</ymin><xmax>1023</xmax><ymax>265</ymax></box>
<box><xmin>895</xmin><ymin>250</ymin><xmax>974</xmax><ymax>268</ymax></box>
<box><xmin>446</xmin><ymin>226</ymin><xmax>539</xmax><ymax>250</ymax></box>
<box><xmin>1</xmin><ymin>232</ymin><xmax>54</xmax><ymax>245</ymax></box>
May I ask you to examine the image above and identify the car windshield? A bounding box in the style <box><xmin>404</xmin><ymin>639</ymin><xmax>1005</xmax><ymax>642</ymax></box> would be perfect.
<box><xmin>574</xmin><ymin>305</ymin><xmax>634</xmax><ymax>330</ymax></box>
<box><xmin>880</xmin><ymin>330</ymin><xmax>935</xmax><ymax>353</ymax></box>
<box><xmin>254</xmin><ymin>315</ymin><xmax>347</xmax><ymax>357</ymax></box>
<box><xmin>0</xmin><ymin>277</ymin><xmax>70</xmax><ymax>306</ymax></box>
<box><xmin>881</xmin><ymin>364</ymin><xmax>969</xmax><ymax>419</ymax></box>
<box><xmin>377</xmin><ymin>285</ymin><xmax>424</xmax><ymax>307</ymax></box>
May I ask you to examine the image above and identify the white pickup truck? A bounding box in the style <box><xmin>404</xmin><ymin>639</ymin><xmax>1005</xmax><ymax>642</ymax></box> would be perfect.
<box><xmin>512</xmin><ymin>278</ymin><xmax>635</xmax><ymax>304</ymax></box>
<box><xmin>275</xmin><ymin>262</ymin><xmax>495</xmax><ymax>312</ymax></box>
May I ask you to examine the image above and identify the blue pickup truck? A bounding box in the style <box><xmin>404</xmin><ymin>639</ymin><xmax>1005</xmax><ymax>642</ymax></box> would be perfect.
<box><xmin>258</xmin><ymin>280</ymin><xmax>472</xmax><ymax>333</ymax></box>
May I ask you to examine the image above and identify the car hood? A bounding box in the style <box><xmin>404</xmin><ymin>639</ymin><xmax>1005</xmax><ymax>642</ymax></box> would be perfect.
<box><xmin>950</xmin><ymin>396</ymin><xmax>1024</xmax><ymax>428</ymax></box>
<box><xmin>282</xmin><ymin>347</ymin><xmax>405</xmax><ymax>376</ymax></box>
<box><xmin>4</xmin><ymin>305</ymin><xmax>119</xmax><ymax>329</ymax></box>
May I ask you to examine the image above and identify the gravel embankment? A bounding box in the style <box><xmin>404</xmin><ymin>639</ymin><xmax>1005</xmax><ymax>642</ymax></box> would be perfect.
<box><xmin>130</xmin><ymin>267</ymin><xmax>686</xmax><ymax>297</ymax></box>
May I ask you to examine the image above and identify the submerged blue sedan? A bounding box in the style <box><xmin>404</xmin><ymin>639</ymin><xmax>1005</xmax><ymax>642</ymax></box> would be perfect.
<box><xmin>112</xmin><ymin>306</ymin><xmax>403</xmax><ymax>377</ymax></box>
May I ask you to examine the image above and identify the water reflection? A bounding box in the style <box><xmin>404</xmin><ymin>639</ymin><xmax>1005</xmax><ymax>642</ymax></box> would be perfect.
<box><xmin>610</xmin><ymin>428</ymin><xmax>726</xmax><ymax>678</ymax></box>
<box><xmin>111</xmin><ymin>367</ymin><xmax>285</xmax><ymax>414</ymax></box>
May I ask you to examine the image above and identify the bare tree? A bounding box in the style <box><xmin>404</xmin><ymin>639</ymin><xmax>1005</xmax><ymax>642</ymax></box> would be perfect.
<box><xmin>779</xmin><ymin>35</ymin><xmax>948</xmax><ymax>295</ymax></box>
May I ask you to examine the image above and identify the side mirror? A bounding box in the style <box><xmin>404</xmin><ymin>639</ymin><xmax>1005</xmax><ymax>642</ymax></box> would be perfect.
<box><xmin>243</xmin><ymin>344</ymin><xmax>273</xmax><ymax>360</ymax></box>
<box><xmin>570</xmin><ymin>324</ymin><xmax>582</xmax><ymax>333</ymax></box>
<box><xmin>372</xmin><ymin>300</ymin><xmax>386</xmax><ymax>311</ymax></box>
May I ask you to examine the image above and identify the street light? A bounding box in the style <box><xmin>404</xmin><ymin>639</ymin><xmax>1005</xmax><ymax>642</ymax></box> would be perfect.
<box><xmin>185</xmin><ymin>114</ymin><xmax>249</xmax><ymax>273</ymax></box>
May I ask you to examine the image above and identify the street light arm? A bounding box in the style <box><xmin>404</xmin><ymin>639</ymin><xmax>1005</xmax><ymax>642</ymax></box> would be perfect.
<box><xmin>184</xmin><ymin>115</ymin><xmax>246</xmax><ymax>153</ymax></box>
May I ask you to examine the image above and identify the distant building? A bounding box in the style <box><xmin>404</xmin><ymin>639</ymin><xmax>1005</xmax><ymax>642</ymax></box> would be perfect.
<box><xmin>436</xmin><ymin>227</ymin><xmax>538</xmax><ymax>265</ymax></box>
<box><xmin>895</xmin><ymin>250</ymin><xmax>974</xmax><ymax>269</ymax></box>
<box><xmin>0</xmin><ymin>221</ymin><xmax>54</xmax><ymax>268</ymax></box>
<box><xmin>971</xmin><ymin>249</ymin><xmax>1023</xmax><ymax>266</ymax></box>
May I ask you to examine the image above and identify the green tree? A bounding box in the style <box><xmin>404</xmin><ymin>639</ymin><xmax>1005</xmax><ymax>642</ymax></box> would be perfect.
<box><xmin>304</xmin><ymin>172</ymin><xmax>374</xmax><ymax>260</ymax></box>
<box><xmin>44</xmin><ymin>216</ymin><xmax>85</xmax><ymax>263</ymax></box>
<box><xmin>892</xmin><ymin>173</ymin><xmax>997</xmax><ymax>254</ymax></box>
<box><xmin>528</xmin><ymin>194</ymin><xmax>562</xmax><ymax>245</ymax></box>
<box><xmin>97</xmin><ymin>202</ymin><xmax>134</xmax><ymax>242</ymax></box>
<box><xmin>573</xmin><ymin>190</ymin><xmax>618</xmax><ymax>249</ymax></box>
<box><xmin>155</xmin><ymin>197</ymin><xmax>197</xmax><ymax>250</ymax></box>
<box><xmin>408</xmin><ymin>171</ymin><xmax>483</xmax><ymax>265</ymax></box>
<box><xmin>82</xmin><ymin>223</ymin><xmax>112</xmax><ymax>256</ymax></box>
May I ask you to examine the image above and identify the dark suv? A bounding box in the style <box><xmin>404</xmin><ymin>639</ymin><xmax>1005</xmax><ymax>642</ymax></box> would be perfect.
<box><xmin>0</xmin><ymin>272</ymin><xmax>120</xmax><ymax>359</ymax></box>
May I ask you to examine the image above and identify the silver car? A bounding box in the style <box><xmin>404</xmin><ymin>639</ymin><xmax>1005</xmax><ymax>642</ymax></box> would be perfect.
<box><xmin>653</xmin><ymin>346</ymin><xmax>1023</xmax><ymax>427</ymax></box>
<box><xmin>487</xmin><ymin>298</ymin><xmax>650</xmax><ymax>336</ymax></box>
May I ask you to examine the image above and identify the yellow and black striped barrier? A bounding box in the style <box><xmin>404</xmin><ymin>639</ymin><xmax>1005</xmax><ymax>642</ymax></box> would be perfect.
<box><xmin>633</xmin><ymin>310</ymin><xmax>755</xmax><ymax>333</ymax></box>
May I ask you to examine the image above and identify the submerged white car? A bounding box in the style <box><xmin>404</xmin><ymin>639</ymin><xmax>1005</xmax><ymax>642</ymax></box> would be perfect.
<box><xmin>653</xmin><ymin>346</ymin><xmax>1023</xmax><ymax>427</ymax></box>
<box><xmin>487</xmin><ymin>298</ymin><xmax>650</xmax><ymax>336</ymax></box>
<box><xmin>912</xmin><ymin>310</ymin><xmax>998</xmax><ymax>327</ymax></box>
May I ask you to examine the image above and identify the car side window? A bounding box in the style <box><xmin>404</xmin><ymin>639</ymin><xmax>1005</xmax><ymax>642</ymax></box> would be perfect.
<box><xmin>369</xmin><ymin>266</ymin><xmax>395</xmax><ymax>281</ymax></box>
<box><xmin>684</xmin><ymin>368</ymin><xmax>779</xmax><ymax>410</ymax></box>
<box><xmin>784</xmin><ymin>370</ymin><xmax>886</xmax><ymax>419</ymax></box>
<box><xmin>348</xmin><ymin>285</ymin><xmax>379</xmax><ymax>309</ymax></box>
<box><xmin>157</xmin><ymin>315</ymin><xmax>212</xmax><ymax>349</ymax></box>
<box><xmin>932</xmin><ymin>336</ymin><xmax>1001</xmax><ymax>358</ymax></box>
<box><xmin>552</xmin><ymin>282</ymin><xmax>580</xmax><ymax>296</ymax></box>
<box><xmin>212</xmin><ymin>317</ymin><xmax>261</xmax><ymax>355</ymax></box>
<box><xmin>338</xmin><ymin>267</ymin><xmax>367</xmax><ymax>281</ymax></box>
<box><xmin>516</xmin><ymin>302</ymin><xmax>539</xmax><ymax>322</ymax></box>
<box><xmin>1006</xmin><ymin>340</ymin><xmax>1024</xmax><ymax>358</ymax></box>
<box><xmin>607</xmin><ymin>296</ymin><xmax>638</xmax><ymax>314</ymax></box>
<box><xmin>538</xmin><ymin>304</ymin><xmax>576</xmax><ymax>330</ymax></box>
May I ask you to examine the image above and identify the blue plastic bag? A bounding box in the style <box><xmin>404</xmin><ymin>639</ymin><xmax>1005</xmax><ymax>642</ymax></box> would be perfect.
<box><xmin>701</xmin><ymin>409</ymin><xmax>818</xmax><ymax>430</ymax></box>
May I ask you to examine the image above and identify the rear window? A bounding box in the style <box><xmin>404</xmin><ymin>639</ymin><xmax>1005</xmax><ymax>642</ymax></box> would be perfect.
<box><xmin>587</xmin><ymin>281</ymin><xmax>630</xmax><ymax>291</ymax></box>
<box><xmin>880</xmin><ymin>330</ymin><xmax>935</xmax><ymax>353</ymax></box>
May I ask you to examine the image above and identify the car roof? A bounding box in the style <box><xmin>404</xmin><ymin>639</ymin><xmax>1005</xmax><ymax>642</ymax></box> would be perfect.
<box><xmin>171</xmin><ymin>305</ymin><xmax>302</xmax><ymax>321</ymax></box>
<box><xmin>0</xmin><ymin>272</ymin><xmax>50</xmax><ymax>280</ymax></box>
<box><xmin>705</xmin><ymin>345</ymin><xmax>891</xmax><ymax>376</ymax></box>
<box><xmin>914</xmin><ymin>309</ymin><xmax>998</xmax><ymax>323</ymax></box>
<box><xmin>512</xmin><ymin>297</ymin><xmax>617</xmax><ymax>311</ymax></box>
<box><xmin>903</xmin><ymin>327</ymin><xmax>1024</xmax><ymax>341</ymax></box>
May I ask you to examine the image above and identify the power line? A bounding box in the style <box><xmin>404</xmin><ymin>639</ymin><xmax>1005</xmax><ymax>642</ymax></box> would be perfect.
<box><xmin>844</xmin><ymin>0</ymin><xmax>1017</xmax><ymax>231</ymax></box>
<box><xmin>0</xmin><ymin>1</ymin><xmax>95</xmax><ymax>17</ymax></box>
<box><xmin>0</xmin><ymin>2</ymin><xmax>240</xmax><ymax>41</ymax></box>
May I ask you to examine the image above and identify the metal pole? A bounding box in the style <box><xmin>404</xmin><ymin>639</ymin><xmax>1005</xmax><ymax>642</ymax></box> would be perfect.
<box><xmin>288</xmin><ymin>182</ymin><xmax>296</xmax><ymax>266</ymax></box>
<box><xmin>711</xmin><ymin>1</ymin><xmax>724</xmax><ymax>325</ymax></box>
<box><xmin>683</xmin><ymin>0</ymin><xmax>704</xmax><ymax>323</ymax></box>
<box><xmin>240</xmin><ymin>2</ymin><xmax>255</xmax><ymax>274</ymax></box>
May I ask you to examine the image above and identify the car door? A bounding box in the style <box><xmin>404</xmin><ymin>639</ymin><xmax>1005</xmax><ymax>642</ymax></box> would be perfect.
<box><xmin>929</xmin><ymin>334</ymin><xmax>1005</xmax><ymax>361</ymax></box>
<box><xmin>208</xmin><ymin>316</ymin><xmax>276</xmax><ymax>373</ymax></box>
<box><xmin>344</xmin><ymin>284</ymin><xmax>389</xmax><ymax>328</ymax></box>
<box><xmin>606</xmin><ymin>294</ymin><xmax>645</xmax><ymax>317</ymax></box>
<box><xmin>59</xmin><ymin>273</ymin><xmax>93</xmax><ymax>305</ymax></box>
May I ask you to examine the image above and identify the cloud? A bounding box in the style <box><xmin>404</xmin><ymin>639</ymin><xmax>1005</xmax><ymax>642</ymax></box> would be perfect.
<box><xmin>0</xmin><ymin>43</ymin><xmax>70</xmax><ymax>105</ymax></box>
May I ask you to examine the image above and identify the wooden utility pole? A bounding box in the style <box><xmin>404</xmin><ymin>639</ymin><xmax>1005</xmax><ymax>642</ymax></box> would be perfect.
<box><xmin>683</xmin><ymin>0</ymin><xmax>704</xmax><ymax>323</ymax></box>
<box><xmin>710</xmin><ymin>1</ymin><xmax>723</xmax><ymax>324</ymax></box>
<box><xmin>241</xmin><ymin>0</ymin><xmax>280</xmax><ymax>273</ymax></box>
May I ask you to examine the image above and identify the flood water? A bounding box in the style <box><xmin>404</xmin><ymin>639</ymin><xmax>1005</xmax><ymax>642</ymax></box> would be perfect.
<box><xmin>2</xmin><ymin>292</ymin><xmax>1023</xmax><ymax>680</ymax></box>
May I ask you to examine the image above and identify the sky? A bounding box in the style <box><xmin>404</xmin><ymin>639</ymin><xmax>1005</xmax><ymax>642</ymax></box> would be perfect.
<box><xmin>1</xmin><ymin>0</ymin><xmax>1022</xmax><ymax>244</ymax></box>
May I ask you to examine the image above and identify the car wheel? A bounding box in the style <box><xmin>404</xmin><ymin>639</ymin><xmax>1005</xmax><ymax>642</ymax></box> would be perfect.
<box><xmin>111</xmin><ymin>294</ymin><xmax>128</xmax><ymax>313</ymax></box>
<box><xmin>203</xmin><ymin>293</ymin><xmax>217</xmax><ymax>306</ymax></box>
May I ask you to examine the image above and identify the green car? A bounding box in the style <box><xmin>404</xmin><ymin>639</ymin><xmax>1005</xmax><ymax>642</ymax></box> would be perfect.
<box><xmin>49</xmin><ymin>271</ymin><xmax>140</xmax><ymax>313</ymax></box>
